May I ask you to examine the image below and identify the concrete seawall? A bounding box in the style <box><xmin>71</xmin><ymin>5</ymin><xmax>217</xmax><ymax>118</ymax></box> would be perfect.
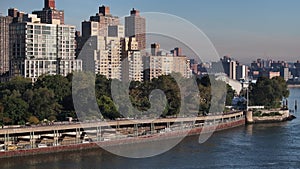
<box><xmin>246</xmin><ymin>110</ymin><xmax>291</xmax><ymax>124</ymax></box>
<box><xmin>0</xmin><ymin>117</ymin><xmax>245</xmax><ymax>159</ymax></box>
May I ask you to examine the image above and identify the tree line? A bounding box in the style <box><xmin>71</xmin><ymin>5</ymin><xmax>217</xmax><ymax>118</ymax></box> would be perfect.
<box><xmin>248</xmin><ymin>76</ymin><xmax>289</xmax><ymax>109</ymax></box>
<box><xmin>0</xmin><ymin>73</ymin><xmax>243</xmax><ymax>125</ymax></box>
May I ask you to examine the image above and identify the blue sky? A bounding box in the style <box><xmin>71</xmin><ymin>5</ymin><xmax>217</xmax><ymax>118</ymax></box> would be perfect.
<box><xmin>1</xmin><ymin>0</ymin><xmax>300</xmax><ymax>63</ymax></box>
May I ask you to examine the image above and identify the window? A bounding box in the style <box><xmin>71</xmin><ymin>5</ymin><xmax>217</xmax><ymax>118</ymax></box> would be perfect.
<box><xmin>34</xmin><ymin>25</ymin><xmax>41</xmax><ymax>29</ymax></box>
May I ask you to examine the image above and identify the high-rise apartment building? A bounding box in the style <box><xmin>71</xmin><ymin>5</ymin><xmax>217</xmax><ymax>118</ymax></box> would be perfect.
<box><xmin>280</xmin><ymin>67</ymin><xmax>291</xmax><ymax>81</ymax></box>
<box><xmin>8</xmin><ymin>8</ymin><xmax>25</xmax><ymax>23</ymax></box>
<box><xmin>8</xmin><ymin>8</ymin><xmax>19</xmax><ymax>18</ymax></box>
<box><xmin>45</xmin><ymin>0</ymin><xmax>56</xmax><ymax>9</ymax></box>
<box><xmin>81</xmin><ymin>21</ymin><xmax>99</xmax><ymax>40</ymax></box>
<box><xmin>127</xmin><ymin>51</ymin><xmax>143</xmax><ymax>82</ymax></box>
<box><xmin>145</xmin><ymin>55</ymin><xmax>191</xmax><ymax>80</ymax></box>
<box><xmin>80</xmin><ymin>36</ymin><xmax>122</xmax><ymax>80</ymax></box>
<box><xmin>229</xmin><ymin>61</ymin><xmax>237</xmax><ymax>80</ymax></box>
<box><xmin>151</xmin><ymin>43</ymin><xmax>160</xmax><ymax>56</ymax></box>
<box><xmin>0</xmin><ymin>16</ymin><xmax>13</xmax><ymax>75</ymax></box>
<box><xmin>32</xmin><ymin>0</ymin><xmax>64</xmax><ymax>25</ymax></box>
<box><xmin>295</xmin><ymin>61</ymin><xmax>300</xmax><ymax>78</ymax></box>
<box><xmin>236</xmin><ymin>65</ymin><xmax>248</xmax><ymax>80</ymax></box>
<box><xmin>9</xmin><ymin>14</ymin><xmax>81</xmax><ymax>81</ymax></box>
<box><xmin>221</xmin><ymin>56</ymin><xmax>237</xmax><ymax>80</ymax></box>
<box><xmin>171</xmin><ymin>47</ymin><xmax>182</xmax><ymax>57</ymax></box>
<box><xmin>261</xmin><ymin>71</ymin><xmax>280</xmax><ymax>79</ymax></box>
<box><xmin>121</xmin><ymin>37</ymin><xmax>143</xmax><ymax>82</ymax></box>
<box><xmin>125</xmin><ymin>8</ymin><xmax>146</xmax><ymax>50</ymax></box>
<box><xmin>79</xmin><ymin>5</ymin><xmax>121</xmax><ymax>57</ymax></box>
<box><xmin>144</xmin><ymin>44</ymin><xmax>191</xmax><ymax>80</ymax></box>
<box><xmin>108</xmin><ymin>25</ymin><xmax>125</xmax><ymax>38</ymax></box>
<box><xmin>88</xmin><ymin>5</ymin><xmax>120</xmax><ymax>37</ymax></box>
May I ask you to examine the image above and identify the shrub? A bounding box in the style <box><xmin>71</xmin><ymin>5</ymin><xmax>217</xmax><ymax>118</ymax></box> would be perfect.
<box><xmin>253</xmin><ymin>111</ymin><xmax>262</xmax><ymax>117</ymax></box>
<box><xmin>28</xmin><ymin>116</ymin><xmax>39</xmax><ymax>125</ymax></box>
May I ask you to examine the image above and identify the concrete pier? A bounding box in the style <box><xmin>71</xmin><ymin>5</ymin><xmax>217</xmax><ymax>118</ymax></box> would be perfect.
<box><xmin>246</xmin><ymin>111</ymin><xmax>253</xmax><ymax>124</ymax></box>
<box><xmin>249</xmin><ymin>110</ymin><xmax>291</xmax><ymax>123</ymax></box>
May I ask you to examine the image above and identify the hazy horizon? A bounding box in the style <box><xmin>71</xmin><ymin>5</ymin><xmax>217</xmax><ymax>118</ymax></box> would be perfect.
<box><xmin>1</xmin><ymin>0</ymin><xmax>299</xmax><ymax>63</ymax></box>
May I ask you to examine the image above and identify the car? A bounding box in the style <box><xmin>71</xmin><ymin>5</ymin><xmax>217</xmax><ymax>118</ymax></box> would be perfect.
<box><xmin>37</xmin><ymin>144</ymin><xmax>47</xmax><ymax>148</ymax></box>
<box><xmin>7</xmin><ymin>145</ymin><xmax>17</xmax><ymax>151</ymax></box>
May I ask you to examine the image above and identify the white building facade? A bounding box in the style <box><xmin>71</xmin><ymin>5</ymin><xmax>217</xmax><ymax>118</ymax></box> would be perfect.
<box><xmin>9</xmin><ymin>14</ymin><xmax>82</xmax><ymax>81</ymax></box>
<box><xmin>146</xmin><ymin>55</ymin><xmax>192</xmax><ymax>80</ymax></box>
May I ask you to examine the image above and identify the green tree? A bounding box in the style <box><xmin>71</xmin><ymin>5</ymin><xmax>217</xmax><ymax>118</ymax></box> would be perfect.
<box><xmin>151</xmin><ymin>75</ymin><xmax>181</xmax><ymax>117</ymax></box>
<box><xmin>27</xmin><ymin>88</ymin><xmax>60</xmax><ymax>120</ymax></box>
<box><xmin>250</xmin><ymin>76</ymin><xmax>289</xmax><ymax>108</ymax></box>
<box><xmin>1</xmin><ymin>90</ymin><xmax>30</xmax><ymax>125</ymax></box>
<box><xmin>0</xmin><ymin>76</ymin><xmax>32</xmax><ymax>94</ymax></box>
<box><xmin>97</xmin><ymin>95</ymin><xmax>121</xmax><ymax>120</ymax></box>
<box><xmin>95</xmin><ymin>74</ymin><xmax>111</xmax><ymax>98</ymax></box>
<box><xmin>34</xmin><ymin>75</ymin><xmax>71</xmax><ymax>103</ymax></box>
<box><xmin>226</xmin><ymin>84</ymin><xmax>236</xmax><ymax>106</ymax></box>
<box><xmin>198</xmin><ymin>84</ymin><xmax>211</xmax><ymax>115</ymax></box>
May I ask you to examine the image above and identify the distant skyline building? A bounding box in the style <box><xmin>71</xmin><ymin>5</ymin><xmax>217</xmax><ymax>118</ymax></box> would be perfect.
<box><xmin>236</xmin><ymin>65</ymin><xmax>248</xmax><ymax>80</ymax></box>
<box><xmin>221</xmin><ymin>56</ymin><xmax>237</xmax><ymax>80</ymax></box>
<box><xmin>280</xmin><ymin>67</ymin><xmax>291</xmax><ymax>81</ymax></box>
<box><xmin>0</xmin><ymin>15</ymin><xmax>13</xmax><ymax>75</ymax></box>
<box><xmin>125</xmin><ymin>8</ymin><xmax>146</xmax><ymax>50</ymax></box>
<box><xmin>262</xmin><ymin>71</ymin><xmax>280</xmax><ymax>79</ymax></box>
<box><xmin>248</xmin><ymin>58</ymin><xmax>298</xmax><ymax>81</ymax></box>
<box><xmin>295</xmin><ymin>61</ymin><xmax>300</xmax><ymax>78</ymax></box>
<box><xmin>32</xmin><ymin>0</ymin><xmax>64</xmax><ymax>25</ymax></box>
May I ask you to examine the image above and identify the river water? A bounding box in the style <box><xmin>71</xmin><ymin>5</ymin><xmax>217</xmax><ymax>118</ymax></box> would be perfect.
<box><xmin>1</xmin><ymin>88</ymin><xmax>300</xmax><ymax>169</ymax></box>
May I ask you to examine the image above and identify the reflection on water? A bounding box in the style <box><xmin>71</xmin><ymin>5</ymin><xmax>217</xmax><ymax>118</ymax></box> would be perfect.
<box><xmin>246</xmin><ymin>124</ymin><xmax>253</xmax><ymax>135</ymax></box>
<box><xmin>0</xmin><ymin>88</ymin><xmax>299</xmax><ymax>169</ymax></box>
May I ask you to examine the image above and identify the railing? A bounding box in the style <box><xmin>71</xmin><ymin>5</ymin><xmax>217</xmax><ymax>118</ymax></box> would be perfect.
<box><xmin>0</xmin><ymin>113</ymin><xmax>245</xmax><ymax>153</ymax></box>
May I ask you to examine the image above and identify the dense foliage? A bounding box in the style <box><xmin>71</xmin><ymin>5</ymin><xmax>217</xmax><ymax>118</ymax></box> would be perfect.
<box><xmin>0</xmin><ymin>74</ymin><xmax>233</xmax><ymax>125</ymax></box>
<box><xmin>249</xmin><ymin>76</ymin><xmax>289</xmax><ymax>108</ymax></box>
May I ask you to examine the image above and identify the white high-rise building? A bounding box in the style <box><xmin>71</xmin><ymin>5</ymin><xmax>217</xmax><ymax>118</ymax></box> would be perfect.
<box><xmin>127</xmin><ymin>51</ymin><xmax>143</xmax><ymax>82</ymax></box>
<box><xmin>144</xmin><ymin>44</ymin><xmax>192</xmax><ymax>80</ymax></box>
<box><xmin>81</xmin><ymin>36</ymin><xmax>122</xmax><ymax>80</ymax></box>
<box><xmin>146</xmin><ymin>55</ymin><xmax>191</xmax><ymax>80</ymax></box>
<box><xmin>121</xmin><ymin>37</ymin><xmax>143</xmax><ymax>82</ymax></box>
<box><xmin>9</xmin><ymin>14</ymin><xmax>82</xmax><ymax>81</ymax></box>
<box><xmin>236</xmin><ymin>65</ymin><xmax>248</xmax><ymax>80</ymax></box>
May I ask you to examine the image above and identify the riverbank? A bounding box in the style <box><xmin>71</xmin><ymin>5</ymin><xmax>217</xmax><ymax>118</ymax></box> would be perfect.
<box><xmin>246</xmin><ymin>109</ymin><xmax>296</xmax><ymax>124</ymax></box>
<box><xmin>288</xmin><ymin>84</ymin><xmax>300</xmax><ymax>88</ymax></box>
<box><xmin>0</xmin><ymin>114</ymin><xmax>245</xmax><ymax>159</ymax></box>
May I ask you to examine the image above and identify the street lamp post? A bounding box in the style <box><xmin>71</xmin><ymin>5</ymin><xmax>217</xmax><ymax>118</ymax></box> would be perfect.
<box><xmin>242</xmin><ymin>80</ymin><xmax>250</xmax><ymax>111</ymax></box>
<box><xmin>246</xmin><ymin>86</ymin><xmax>249</xmax><ymax>111</ymax></box>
